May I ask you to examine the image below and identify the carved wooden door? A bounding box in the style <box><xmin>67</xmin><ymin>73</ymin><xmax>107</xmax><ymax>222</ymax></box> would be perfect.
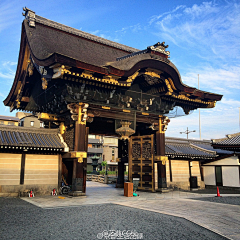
<box><xmin>129</xmin><ymin>135</ymin><xmax>155</xmax><ymax>192</ymax></box>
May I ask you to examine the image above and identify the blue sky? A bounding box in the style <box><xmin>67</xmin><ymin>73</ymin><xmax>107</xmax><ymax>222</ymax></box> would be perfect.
<box><xmin>0</xmin><ymin>0</ymin><xmax>240</xmax><ymax>140</ymax></box>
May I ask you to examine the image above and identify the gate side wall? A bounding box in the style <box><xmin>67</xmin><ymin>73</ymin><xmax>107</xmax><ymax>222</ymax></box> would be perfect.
<box><xmin>0</xmin><ymin>153</ymin><xmax>59</xmax><ymax>196</ymax></box>
<box><xmin>166</xmin><ymin>160</ymin><xmax>204</xmax><ymax>190</ymax></box>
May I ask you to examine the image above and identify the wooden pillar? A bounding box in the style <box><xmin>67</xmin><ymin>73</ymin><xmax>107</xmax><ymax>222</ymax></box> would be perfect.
<box><xmin>117</xmin><ymin>139</ymin><xmax>128</xmax><ymax>188</ymax></box>
<box><xmin>117</xmin><ymin>162</ymin><xmax>125</xmax><ymax>188</ymax></box>
<box><xmin>20</xmin><ymin>153</ymin><xmax>26</xmax><ymax>185</ymax></box>
<box><xmin>71</xmin><ymin>103</ymin><xmax>89</xmax><ymax>195</ymax></box>
<box><xmin>155</xmin><ymin>116</ymin><xmax>169</xmax><ymax>189</ymax></box>
<box><xmin>58</xmin><ymin>154</ymin><xmax>62</xmax><ymax>189</ymax></box>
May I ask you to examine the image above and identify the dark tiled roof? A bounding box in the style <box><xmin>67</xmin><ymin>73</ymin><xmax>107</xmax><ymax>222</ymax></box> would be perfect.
<box><xmin>36</xmin><ymin>15</ymin><xmax>138</xmax><ymax>53</ymax></box>
<box><xmin>212</xmin><ymin>132</ymin><xmax>240</xmax><ymax>145</ymax></box>
<box><xmin>0</xmin><ymin>115</ymin><xmax>19</xmax><ymax>121</ymax></box>
<box><xmin>165</xmin><ymin>143</ymin><xmax>216</xmax><ymax>159</ymax></box>
<box><xmin>212</xmin><ymin>132</ymin><xmax>240</xmax><ymax>150</ymax></box>
<box><xmin>25</xmin><ymin>16</ymin><xmax>138</xmax><ymax>67</ymax></box>
<box><xmin>193</xmin><ymin>142</ymin><xmax>233</xmax><ymax>154</ymax></box>
<box><xmin>166</xmin><ymin>137</ymin><xmax>233</xmax><ymax>156</ymax></box>
<box><xmin>0</xmin><ymin>125</ymin><xmax>66</xmax><ymax>152</ymax></box>
<box><xmin>165</xmin><ymin>137</ymin><xmax>217</xmax><ymax>159</ymax></box>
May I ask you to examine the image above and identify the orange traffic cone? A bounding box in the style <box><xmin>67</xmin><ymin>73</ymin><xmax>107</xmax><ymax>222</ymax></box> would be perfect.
<box><xmin>216</xmin><ymin>187</ymin><xmax>222</xmax><ymax>197</ymax></box>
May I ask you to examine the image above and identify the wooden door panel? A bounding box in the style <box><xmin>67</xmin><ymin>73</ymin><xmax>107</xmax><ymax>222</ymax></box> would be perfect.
<box><xmin>129</xmin><ymin>134</ymin><xmax>155</xmax><ymax>192</ymax></box>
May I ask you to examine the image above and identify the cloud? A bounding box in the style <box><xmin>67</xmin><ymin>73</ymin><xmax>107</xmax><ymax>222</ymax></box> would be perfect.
<box><xmin>183</xmin><ymin>2</ymin><xmax>218</xmax><ymax>17</ymax></box>
<box><xmin>115</xmin><ymin>23</ymin><xmax>142</xmax><ymax>35</ymax></box>
<box><xmin>88</xmin><ymin>23</ymin><xmax>142</xmax><ymax>43</ymax></box>
<box><xmin>151</xmin><ymin>1</ymin><xmax>240</xmax><ymax>63</ymax></box>
<box><xmin>149</xmin><ymin>5</ymin><xmax>186</xmax><ymax>25</ymax></box>
<box><xmin>181</xmin><ymin>64</ymin><xmax>240</xmax><ymax>95</ymax></box>
<box><xmin>0</xmin><ymin>61</ymin><xmax>16</xmax><ymax>84</ymax></box>
<box><xmin>167</xmin><ymin>108</ymin><xmax>239</xmax><ymax>140</ymax></box>
<box><xmin>167</xmin><ymin>94</ymin><xmax>240</xmax><ymax>140</ymax></box>
<box><xmin>0</xmin><ymin>1</ymin><xmax>19</xmax><ymax>32</ymax></box>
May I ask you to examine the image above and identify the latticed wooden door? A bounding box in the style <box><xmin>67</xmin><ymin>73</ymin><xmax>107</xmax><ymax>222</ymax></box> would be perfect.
<box><xmin>129</xmin><ymin>135</ymin><xmax>155</xmax><ymax>192</ymax></box>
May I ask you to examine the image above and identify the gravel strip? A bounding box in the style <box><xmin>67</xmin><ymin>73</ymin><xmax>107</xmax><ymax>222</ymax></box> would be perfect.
<box><xmin>192</xmin><ymin>196</ymin><xmax>240</xmax><ymax>206</ymax></box>
<box><xmin>0</xmin><ymin>197</ymin><xmax>227</xmax><ymax>240</ymax></box>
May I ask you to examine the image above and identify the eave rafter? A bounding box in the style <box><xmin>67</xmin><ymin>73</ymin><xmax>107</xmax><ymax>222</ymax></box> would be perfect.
<box><xmin>32</xmin><ymin>60</ymin><xmax>217</xmax><ymax>108</ymax></box>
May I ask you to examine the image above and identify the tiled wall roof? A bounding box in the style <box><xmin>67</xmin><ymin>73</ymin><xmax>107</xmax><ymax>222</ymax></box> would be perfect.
<box><xmin>0</xmin><ymin>126</ymin><xmax>65</xmax><ymax>152</ymax></box>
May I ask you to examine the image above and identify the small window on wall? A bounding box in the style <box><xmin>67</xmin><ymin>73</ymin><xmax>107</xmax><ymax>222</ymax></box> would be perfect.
<box><xmin>8</xmin><ymin>122</ymin><xmax>14</xmax><ymax>125</ymax></box>
<box><xmin>0</xmin><ymin>121</ymin><xmax>4</xmax><ymax>125</ymax></box>
<box><xmin>30</xmin><ymin>121</ymin><xmax>34</xmax><ymax>127</ymax></box>
<box><xmin>40</xmin><ymin>122</ymin><xmax>44</xmax><ymax>128</ymax></box>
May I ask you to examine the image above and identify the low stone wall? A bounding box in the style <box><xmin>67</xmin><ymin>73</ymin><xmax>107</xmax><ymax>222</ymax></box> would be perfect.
<box><xmin>86</xmin><ymin>175</ymin><xmax>119</xmax><ymax>184</ymax></box>
<box><xmin>0</xmin><ymin>184</ymin><xmax>58</xmax><ymax>197</ymax></box>
<box><xmin>87</xmin><ymin>174</ymin><xmax>105</xmax><ymax>183</ymax></box>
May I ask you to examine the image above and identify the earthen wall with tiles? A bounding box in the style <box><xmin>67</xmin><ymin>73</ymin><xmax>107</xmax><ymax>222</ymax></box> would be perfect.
<box><xmin>0</xmin><ymin>153</ymin><xmax>59</xmax><ymax>196</ymax></box>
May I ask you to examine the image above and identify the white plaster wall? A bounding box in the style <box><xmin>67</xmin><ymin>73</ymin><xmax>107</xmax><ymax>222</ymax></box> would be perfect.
<box><xmin>222</xmin><ymin>166</ymin><xmax>240</xmax><ymax>187</ymax></box>
<box><xmin>204</xmin><ymin>156</ymin><xmax>239</xmax><ymax>166</ymax></box>
<box><xmin>203</xmin><ymin>167</ymin><xmax>215</xmax><ymax>185</ymax></box>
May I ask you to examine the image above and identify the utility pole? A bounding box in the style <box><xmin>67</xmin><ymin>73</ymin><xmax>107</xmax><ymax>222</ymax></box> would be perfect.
<box><xmin>180</xmin><ymin>127</ymin><xmax>196</xmax><ymax>139</ymax></box>
<box><xmin>198</xmin><ymin>74</ymin><xmax>201</xmax><ymax>139</ymax></box>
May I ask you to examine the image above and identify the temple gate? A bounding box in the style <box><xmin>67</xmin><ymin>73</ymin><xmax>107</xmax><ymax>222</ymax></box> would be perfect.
<box><xmin>4</xmin><ymin>8</ymin><xmax>222</xmax><ymax>195</ymax></box>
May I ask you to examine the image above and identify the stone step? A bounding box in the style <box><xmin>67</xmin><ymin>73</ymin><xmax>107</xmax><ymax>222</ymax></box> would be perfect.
<box><xmin>156</xmin><ymin>188</ymin><xmax>173</xmax><ymax>193</ymax></box>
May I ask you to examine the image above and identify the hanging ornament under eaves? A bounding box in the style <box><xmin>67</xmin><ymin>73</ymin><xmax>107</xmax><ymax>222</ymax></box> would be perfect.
<box><xmin>116</xmin><ymin>121</ymin><xmax>135</xmax><ymax>140</ymax></box>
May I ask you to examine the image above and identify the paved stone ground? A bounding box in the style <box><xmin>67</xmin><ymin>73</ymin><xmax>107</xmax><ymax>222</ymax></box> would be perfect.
<box><xmin>193</xmin><ymin>196</ymin><xmax>240</xmax><ymax>206</ymax></box>
<box><xmin>2</xmin><ymin>182</ymin><xmax>240</xmax><ymax>240</ymax></box>
<box><xmin>0</xmin><ymin>198</ymin><xmax>227</xmax><ymax>240</ymax></box>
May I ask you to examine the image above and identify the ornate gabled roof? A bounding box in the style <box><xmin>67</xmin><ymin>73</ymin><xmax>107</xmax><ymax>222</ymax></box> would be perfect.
<box><xmin>23</xmin><ymin>11</ymin><xmax>138</xmax><ymax>68</ymax></box>
<box><xmin>0</xmin><ymin>125</ymin><xmax>68</xmax><ymax>152</ymax></box>
<box><xmin>212</xmin><ymin>132</ymin><xmax>240</xmax><ymax>150</ymax></box>
<box><xmin>4</xmin><ymin>8</ymin><xmax>222</xmax><ymax>117</ymax></box>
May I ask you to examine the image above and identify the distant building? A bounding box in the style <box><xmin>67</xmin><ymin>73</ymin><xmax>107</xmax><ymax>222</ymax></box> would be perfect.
<box><xmin>103</xmin><ymin>136</ymin><xmax>118</xmax><ymax>172</ymax></box>
<box><xmin>202</xmin><ymin>132</ymin><xmax>240</xmax><ymax>188</ymax></box>
<box><xmin>87</xmin><ymin>135</ymin><xmax>103</xmax><ymax>172</ymax></box>
<box><xmin>165</xmin><ymin>137</ymin><xmax>240</xmax><ymax>190</ymax></box>
<box><xmin>16</xmin><ymin>112</ymin><xmax>44</xmax><ymax>128</ymax></box>
<box><xmin>0</xmin><ymin>115</ymin><xmax>19</xmax><ymax>126</ymax></box>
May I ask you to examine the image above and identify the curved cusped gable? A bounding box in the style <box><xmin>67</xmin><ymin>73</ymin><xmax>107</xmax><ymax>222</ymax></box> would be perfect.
<box><xmin>4</xmin><ymin>8</ymin><xmax>222</xmax><ymax>117</ymax></box>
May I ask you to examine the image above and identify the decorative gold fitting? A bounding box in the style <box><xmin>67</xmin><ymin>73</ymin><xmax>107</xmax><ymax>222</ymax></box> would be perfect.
<box><xmin>155</xmin><ymin>156</ymin><xmax>168</xmax><ymax>165</ymax></box>
<box><xmin>41</xmin><ymin>77</ymin><xmax>48</xmax><ymax>90</ymax></box>
<box><xmin>60</xmin><ymin>122</ymin><xmax>66</xmax><ymax>135</ymax></box>
<box><xmin>70</xmin><ymin>151</ymin><xmax>87</xmax><ymax>163</ymax></box>
<box><xmin>38</xmin><ymin>113</ymin><xmax>61</xmax><ymax>121</ymax></box>
<box><xmin>102</xmin><ymin>106</ymin><xmax>111</xmax><ymax>110</ymax></box>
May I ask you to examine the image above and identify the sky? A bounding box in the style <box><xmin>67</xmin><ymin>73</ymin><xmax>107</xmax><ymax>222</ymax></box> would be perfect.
<box><xmin>0</xmin><ymin>0</ymin><xmax>240</xmax><ymax>140</ymax></box>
